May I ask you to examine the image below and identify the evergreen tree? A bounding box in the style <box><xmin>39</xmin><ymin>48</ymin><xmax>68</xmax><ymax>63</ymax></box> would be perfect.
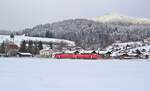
<box><xmin>45</xmin><ymin>31</ymin><xmax>54</xmax><ymax>38</ymax></box>
<box><xmin>19</xmin><ymin>40</ymin><xmax>27</xmax><ymax>52</ymax></box>
<box><xmin>33</xmin><ymin>42</ymin><xmax>39</xmax><ymax>55</ymax></box>
<box><xmin>27</xmin><ymin>40</ymin><xmax>34</xmax><ymax>54</ymax></box>
<box><xmin>38</xmin><ymin>41</ymin><xmax>43</xmax><ymax>50</ymax></box>
<box><xmin>49</xmin><ymin>43</ymin><xmax>53</xmax><ymax>49</ymax></box>
<box><xmin>136</xmin><ymin>49</ymin><xmax>142</xmax><ymax>55</ymax></box>
<box><xmin>0</xmin><ymin>42</ymin><xmax>5</xmax><ymax>53</ymax></box>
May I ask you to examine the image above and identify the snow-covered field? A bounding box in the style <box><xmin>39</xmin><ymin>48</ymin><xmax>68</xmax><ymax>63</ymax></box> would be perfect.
<box><xmin>0</xmin><ymin>58</ymin><xmax>150</xmax><ymax>91</ymax></box>
<box><xmin>0</xmin><ymin>35</ymin><xmax>75</xmax><ymax>46</ymax></box>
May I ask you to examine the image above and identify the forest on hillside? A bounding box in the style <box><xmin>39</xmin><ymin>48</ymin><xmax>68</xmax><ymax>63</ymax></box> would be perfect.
<box><xmin>15</xmin><ymin>19</ymin><xmax>150</xmax><ymax>49</ymax></box>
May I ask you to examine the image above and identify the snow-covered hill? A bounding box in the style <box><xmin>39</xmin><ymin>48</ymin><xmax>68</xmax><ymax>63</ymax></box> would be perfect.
<box><xmin>93</xmin><ymin>13</ymin><xmax>150</xmax><ymax>25</ymax></box>
<box><xmin>0</xmin><ymin>35</ymin><xmax>75</xmax><ymax>46</ymax></box>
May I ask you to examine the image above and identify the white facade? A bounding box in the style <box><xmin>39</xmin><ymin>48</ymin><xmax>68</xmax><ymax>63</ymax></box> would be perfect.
<box><xmin>40</xmin><ymin>49</ymin><xmax>53</xmax><ymax>58</ymax></box>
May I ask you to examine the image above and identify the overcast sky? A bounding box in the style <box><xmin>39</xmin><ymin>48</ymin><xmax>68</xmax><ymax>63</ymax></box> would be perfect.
<box><xmin>0</xmin><ymin>0</ymin><xmax>150</xmax><ymax>30</ymax></box>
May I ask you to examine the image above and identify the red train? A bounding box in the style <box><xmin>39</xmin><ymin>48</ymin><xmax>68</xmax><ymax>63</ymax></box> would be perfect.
<box><xmin>54</xmin><ymin>53</ymin><xmax>101</xmax><ymax>59</ymax></box>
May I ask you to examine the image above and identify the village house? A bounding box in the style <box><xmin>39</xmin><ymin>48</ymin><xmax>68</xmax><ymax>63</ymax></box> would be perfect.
<box><xmin>17</xmin><ymin>52</ymin><xmax>33</xmax><ymax>57</ymax></box>
<box><xmin>141</xmin><ymin>52</ymin><xmax>150</xmax><ymax>59</ymax></box>
<box><xmin>119</xmin><ymin>53</ymin><xmax>138</xmax><ymax>59</ymax></box>
<box><xmin>39</xmin><ymin>48</ymin><xmax>54</xmax><ymax>58</ymax></box>
<box><xmin>5</xmin><ymin>43</ymin><xmax>19</xmax><ymax>57</ymax></box>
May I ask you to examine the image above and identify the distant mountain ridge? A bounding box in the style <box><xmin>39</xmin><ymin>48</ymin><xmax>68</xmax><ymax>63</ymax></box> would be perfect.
<box><xmin>0</xmin><ymin>30</ymin><xmax>11</xmax><ymax>35</ymax></box>
<box><xmin>93</xmin><ymin>13</ymin><xmax>150</xmax><ymax>25</ymax></box>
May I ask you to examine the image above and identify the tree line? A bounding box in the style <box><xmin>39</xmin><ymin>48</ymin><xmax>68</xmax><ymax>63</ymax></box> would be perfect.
<box><xmin>19</xmin><ymin>40</ymin><xmax>43</xmax><ymax>55</ymax></box>
<box><xmin>0</xmin><ymin>40</ymin><xmax>43</xmax><ymax>55</ymax></box>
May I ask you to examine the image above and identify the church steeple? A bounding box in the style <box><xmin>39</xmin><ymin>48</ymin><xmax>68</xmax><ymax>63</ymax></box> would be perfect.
<box><xmin>10</xmin><ymin>33</ymin><xmax>15</xmax><ymax>44</ymax></box>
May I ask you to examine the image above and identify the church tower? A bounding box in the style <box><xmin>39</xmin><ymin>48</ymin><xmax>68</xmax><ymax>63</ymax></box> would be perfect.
<box><xmin>10</xmin><ymin>33</ymin><xmax>15</xmax><ymax>44</ymax></box>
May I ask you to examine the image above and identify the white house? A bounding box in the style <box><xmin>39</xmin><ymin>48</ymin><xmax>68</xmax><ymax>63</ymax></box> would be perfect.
<box><xmin>39</xmin><ymin>48</ymin><xmax>54</xmax><ymax>58</ymax></box>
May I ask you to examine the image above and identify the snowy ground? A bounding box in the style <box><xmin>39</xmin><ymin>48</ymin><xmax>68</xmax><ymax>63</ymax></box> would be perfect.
<box><xmin>0</xmin><ymin>35</ymin><xmax>75</xmax><ymax>46</ymax></box>
<box><xmin>0</xmin><ymin>58</ymin><xmax>150</xmax><ymax>91</ymax></box>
